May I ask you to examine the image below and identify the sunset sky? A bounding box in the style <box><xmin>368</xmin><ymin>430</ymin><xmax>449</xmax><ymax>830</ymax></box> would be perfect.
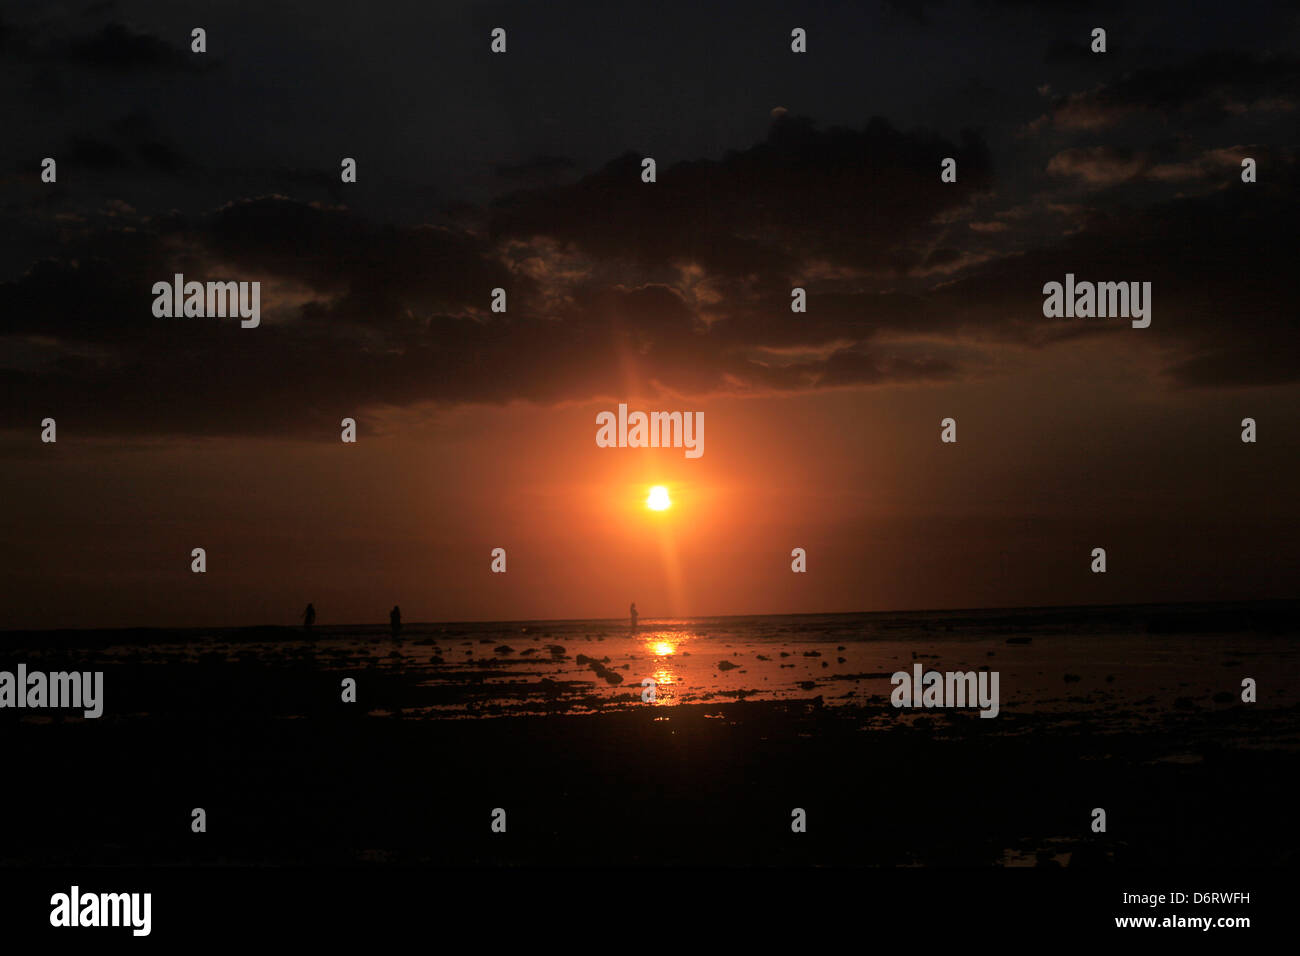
<box><xmin>2</xmin><ymin>0</ymin><xmax>1298</xmax><ymax>628</ymax></box>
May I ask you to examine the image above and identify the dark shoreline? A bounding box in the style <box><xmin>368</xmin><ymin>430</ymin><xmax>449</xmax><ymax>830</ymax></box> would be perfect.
<box><xmin>6</xmin><ymin>695</ymin><xmax>1296</xmax><ymax>867</ymax></box>
<box><xmin>4</xmin><ymin>597</ymin><xmax>1298</xmax><ymax>641</ymax></box>
<box><xmin>4</xmin><ymin>599</ymin><xmax>1296</xmax><ymax>867</ymax></box>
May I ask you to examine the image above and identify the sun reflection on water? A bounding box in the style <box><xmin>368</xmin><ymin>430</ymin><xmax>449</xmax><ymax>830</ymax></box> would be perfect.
<box><xmin>643</xmin><ymin>632</ymin><xmax>687</xmax><ymax>704</ymax></box>
<box><xmin>644</xmin><ymin>632</ymin><xmax>681</xmax><ymax>657</ymax></box>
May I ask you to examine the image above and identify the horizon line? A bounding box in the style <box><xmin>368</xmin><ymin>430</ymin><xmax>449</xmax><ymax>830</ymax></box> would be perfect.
<box><xmin>3</xmin><ymin>596</ymin><xmax>1296</xmax><ymax>635</ymax></box>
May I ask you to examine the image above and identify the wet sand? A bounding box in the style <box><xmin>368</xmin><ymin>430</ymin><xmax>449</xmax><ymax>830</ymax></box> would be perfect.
<box><xmin>2</xmin><ymin>603</ymin><xmax>1297</xmax><ymax>867</ymax></box>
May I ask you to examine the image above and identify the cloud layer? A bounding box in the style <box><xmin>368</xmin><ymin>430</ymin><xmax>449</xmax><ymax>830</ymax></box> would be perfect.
<box><xmin>2</xmin><ymin>7</ymin><xmax>1297</xmax><ymax>438</ymax></box>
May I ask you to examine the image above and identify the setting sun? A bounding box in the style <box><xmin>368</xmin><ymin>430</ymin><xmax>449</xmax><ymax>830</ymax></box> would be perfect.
<box><xmin>646</xmin><ymin>485</ymin><xmax>672</xmax><ymax>510</ymax></box>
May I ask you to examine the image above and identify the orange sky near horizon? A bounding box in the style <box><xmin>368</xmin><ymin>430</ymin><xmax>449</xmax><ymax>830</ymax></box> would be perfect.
<box><xmin>2</xmin><ymin>337</ymin><xmax>1298</xmax><ymax>630</ymax></box>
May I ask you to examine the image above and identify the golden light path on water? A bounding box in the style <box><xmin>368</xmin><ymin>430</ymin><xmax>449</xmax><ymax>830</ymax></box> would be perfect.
<box><xmin>644</xmin><ymin>631</ymin><xmax>682</xmax><ymax>704</ymax></box>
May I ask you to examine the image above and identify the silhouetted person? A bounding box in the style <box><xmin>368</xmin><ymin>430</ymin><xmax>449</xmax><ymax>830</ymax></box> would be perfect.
<box><xmin>629</xmin><ymin>602</ymin><xmax>638</xmax><ymax>630</ymax></box>
<box><xmin>303</xmin><ymin>603</ymin><xmax>316</xmax><ymax>631</ymax></box>
<box><xmin>390</xmin><ymin>605</ymin><xmax>402</xmax><ymax>637</ymax></box>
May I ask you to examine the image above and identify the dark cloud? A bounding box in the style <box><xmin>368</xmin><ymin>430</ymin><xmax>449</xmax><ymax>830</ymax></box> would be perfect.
<box><xmin>879</xmin><ymin>0</ymin><xmax>946</xmax><ymax>24</ymax></box>
<box><xmin>492</xmin><ymin>114</ymin><xmax>994</xmax><ymax>280</ymax></box>
<box><xmin>1043</xmin><ymin>36</ymin><xmax>1102</xmax><ymax>65</ymax></box>
<box><xmin>135</xmin><ymin>140</ymin><xmax>190</xmax><ymax>173</ymax></box>
<box><xmin>0</xmin><ymin>119</ymin><xmax>995</xmax><ymax>439</ymax></box>
<box><xmin>495</xmin><ymin>155</ymin><xmax>578</xmax><ymax>186</ymax></box>
<box><xmin>64</xmin><ymin>137</ymin><xmax>130</xmax><ymax>171</ymax></box>
<box><xmin>0</xmin><ymin>15</ymin><xmax>217</xmax><ymax>77</ymax></box>
<box><xmin>1047</xmin><ymin>142</ymin><xmax>1258</xmax><ymax>186</ymax></box>
<box><xmin>67</xmin><ymin>22</ymin><xmax>209</xmax><ymax>74</ymax></box>
<box><xmin>928</xmin><ymin>165</ymin><xmax>1300</xmax><ymax>385</ymax></box>
<box><xmin>0</xmin><ymin>39</ymin><xmax>1296</xmax><ymax>440</ymax></box>
<box><xmin>1038</xmin><ymin>52</ymin><xmax>1300</xmax><ymax>130</ymax></box>
<box><xmin>30</xmin><ymin>119</ymin><xmax>194</xmax><ymax>181</ymax></box>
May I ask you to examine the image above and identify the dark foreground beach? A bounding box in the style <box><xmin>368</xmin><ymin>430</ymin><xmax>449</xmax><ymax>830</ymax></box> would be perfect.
<box><xmin>2</xmin><ymin>602</ymin><xmax>1297</xmax><ymax>867</ymax></box>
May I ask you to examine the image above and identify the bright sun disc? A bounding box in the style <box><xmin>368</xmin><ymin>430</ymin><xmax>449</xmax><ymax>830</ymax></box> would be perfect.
<box><xmin>646</xmin><ymin>485</ymin><xmax>671</xmax><ymax>510</ymax></box>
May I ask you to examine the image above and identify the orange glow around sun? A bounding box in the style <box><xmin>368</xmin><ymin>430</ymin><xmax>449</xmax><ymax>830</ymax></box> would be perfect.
<box><xmin>646</xmin><ymin>485</ymin><xmax>671</xmax><ymax>510</ymax></box>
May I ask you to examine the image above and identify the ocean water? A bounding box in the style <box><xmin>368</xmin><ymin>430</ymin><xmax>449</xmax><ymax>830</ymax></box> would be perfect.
<box><xmin>7</xmin><ymin>601</ymin><xmax>1297</xmax><ymax>726</ymax></box>
<box><xmin>3</xmin><ymin>602</ymin><xmax>1298</xmax><ymax>869</ymax></box>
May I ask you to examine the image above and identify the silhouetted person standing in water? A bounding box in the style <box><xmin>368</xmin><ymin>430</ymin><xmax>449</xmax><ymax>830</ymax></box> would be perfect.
<box><xmin>629</xmin><ymin>602</ymin><xmax>638</xmax><ymax>630</ymax></box>
<box><xmin>303</xmin><ymin>603</ymin><xmax>316</xmax><ymax>632</ymax></box>
<box><xmin>390</xmin><ymin>605</ymin><xmax>402</xmax><ymax>638</ymax></box>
